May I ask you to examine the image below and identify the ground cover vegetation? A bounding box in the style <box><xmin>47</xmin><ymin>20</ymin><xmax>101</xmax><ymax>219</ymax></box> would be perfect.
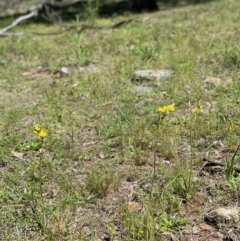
<box><xmin>0</xmin><ymin>0</ymin><xmax>240</xmax><ymax>240</ymax></box>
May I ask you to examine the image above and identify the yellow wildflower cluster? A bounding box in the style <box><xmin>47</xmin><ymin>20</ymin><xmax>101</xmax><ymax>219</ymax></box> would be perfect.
<box><xmin>157</xmin><ymin>104</ymin><xmax>175</xmax><ymax>115</ymax></box>
<box><xmin>192</xmin><ymin>102</ymin><xmax>202</xmax><ymax>114</ymax></box>
<box><xmin>107</xmin><ymin>225</ymin><xmax>117</xmax><ymax>236</ymax></box>
<box><xmin>33</xmin><ymin>125</ymin><xmax>48</xmax><ymax>138</ymax></box>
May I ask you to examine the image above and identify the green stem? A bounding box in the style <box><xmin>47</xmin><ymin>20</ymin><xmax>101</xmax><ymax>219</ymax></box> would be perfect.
<box><xmin>150</xmin><ymin>115</ymin><xmax>161</xmax><ymax>198</ymax></box>
<box><xmin>39</xmin><ymin>137</ymin><xmax>46</xmax><ymax>229</ymax></box>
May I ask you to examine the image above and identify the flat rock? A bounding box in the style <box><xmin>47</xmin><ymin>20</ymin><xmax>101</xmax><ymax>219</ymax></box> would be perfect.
<box><xmin>79</xmin><ymin>64</ymin><xmax>98</xmax><ymax>73</ymax></box>
<box><xmin>204</xmin><ymin>207</ymin><xmax>239</xmax><ymax>228</ymax></box>
<box><xmin>133</xmin><ymin>86</ymin><xmax>152</xmax><ymax>94</ymax></box>
<box><xmin>85</xmin><ymin>64</ymin><xmax>97</xmax><ymax>73</ymax></box>
<box><xmin>132</xmin><ymin>69</ymin><xmax>173</xmax><ymax>82</ymax></box>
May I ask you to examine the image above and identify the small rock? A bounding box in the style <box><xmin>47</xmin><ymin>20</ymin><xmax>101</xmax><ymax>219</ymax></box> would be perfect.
<box><xmin>86</xmin><ymin>64</ymin><xmax>97</xmax><ymax>73</ymax></box>
<box><xmin>204</xmin><ymin>207</ymin><xmax>239</xmax><ymax>228</ymax></box>
<box><xmin>0</xmin><ymin>60</ymin><xmax>7</xmax><ymax>65</ymax></box>
<box><xmin>98</xmin><ymin>153</ymin><xmax>105</xmax><ymax>159</ymax></box>
<box><xmin>60</xmin><ymin>67</ymin><xmax>68</xmax><ymax>74</ymax></box>
<box><xmin>133</xmin><ymin>86</ymin><xmax>152</xmax><ymax>94</ymax></box>
<box><xmin>163</xmin><ymin>160</ymin><xmax>171</xmax><ymax>165</ymax></box>
<box><xmin>79</xmin><ymin>64</ymin><xmax>97</xmax><ymax>73</ymax></box>
<box><xmin>126</xmin><ymin>176</ymin><xmax>135</xmax><ymax>182</ymax></box>
<box><xmin>200</xmin><ymin>223</ymin><xmax>212</xmax><ymax>230</ymax></box>
<box><xmin>82</xmin><ymin>226</ymin><xmax>91</xmax><ymax>236</ymax></box>
<box><xmin>132</xmin><ymin>69</ymin><xmax>173</xmax><ymax>82</ymax></box>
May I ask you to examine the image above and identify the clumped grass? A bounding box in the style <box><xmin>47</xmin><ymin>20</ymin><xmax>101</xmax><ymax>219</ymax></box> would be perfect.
<box><xmin>0</xmin><ymin>0</ymin><xmax>240</xmax><ymax>239</ymax></box>
<box><xmin>86</xmin><ymin>165</ymin><xmax>122</xmax><ymax>197</ymax></box>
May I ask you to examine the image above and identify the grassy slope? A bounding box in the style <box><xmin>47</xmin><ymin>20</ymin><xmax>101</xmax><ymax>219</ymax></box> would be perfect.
<box><xmin>0</xmin><ymin>0</ymin><xmax>240</xmax><ymax>240</ymax></box>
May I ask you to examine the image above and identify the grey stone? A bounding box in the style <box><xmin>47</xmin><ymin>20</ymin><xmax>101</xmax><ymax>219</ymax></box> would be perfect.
<box><xmin>133</xmin><ymin>86</ymin><xmax>152</xmax><ymax>94</ymax></box>
<box><xmin>0</xmin><ymin>60</ymin><xmax>7</xmax><ymax>65</ymax></box>
<box><xmin>204</xmin><ymin>207</ymin><xmax>239</xmax><ymax>228</ymax></box>
<box><xmin>60</xmin><ymin>67</ymin><xmax>68</xmax><ymax>74</ymax></box>
<box><xmin>79</xmin><ymin>64</ymin><xmax>98</xmax><ymax>74</ymax></box>
<box><xmin>85</xmin><ymin>64</ymin><xmax>97</xmax><ymax>73</ymax></box>
<box><xmin>132</xmin><ymin>69</ymin><xmax>173</xmax><ymax>82</ymax></box>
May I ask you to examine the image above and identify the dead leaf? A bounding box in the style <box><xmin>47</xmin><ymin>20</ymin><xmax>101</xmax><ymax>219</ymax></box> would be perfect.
<box><xmin>21</xmin><ymin>67</ymin><xmax>43</xmax><ymax>77</ymax></box>
<box><xmin>12</xmin><ymin>151</ymin><xmax>25</xmax><ymax>160</ymax></box>
<box><xmin>49</xmin><ymin>188</ymin><xmax>58</xmax><ymax>198</ymax></box>
<box><xmin>205</xmin><ymin>76</ymin><xmax>221</xmax><ymax>86</ymax></box>
<box><xmin>225</xmin><ymin>78</ymin><xmax>233</xmax><ymax>85</ymax></box>
<box><xmin>162</xmin><ymin>231</ymin><xmax>178</xmax><ymax>240</ymax></box>
<box><xmin>53</xmin><ymin>70</ymin><xmax>64</xmax><ymax>79</ymax></box>
<box><xmin>180</xmin><ymin>234</ymin><xmax>191</xmax><ymax>241</ymax></box>
<box><xmin>52</xmin><ymin>67</ymin><xmax>68</xmax><ymax>79</ymax></box>
<box><xmin>83</xmin><ymin>162</ymin><xmax>92</xmax><ymax>169</ymax></box>
<box><xmin>192</xmin><ymin>225</ymin><xmax>201</xmax><ymax>234</ymax></box>
<box><xmin>128</xmin><ymin>201</ymin><xmax>141</xmax><ymax>211</ymax></box>
<box><xmin>82</xmin><ymin>141</ymin><xmax>98</xmax><ymax>147</ymax></box>
<box><xmin>43</xmin><ymin>188</ymin><xmax>58</xmax><ymax>198</ymax></box>
<box><xmin>200</xmin><ymin>223</ymin><xmax>213</xmax><ymax>230</ymax></box>
<box><xmin>21</xmin><ymin>71</ymin><xmax>33</xmax><ymax>76</ymax></box>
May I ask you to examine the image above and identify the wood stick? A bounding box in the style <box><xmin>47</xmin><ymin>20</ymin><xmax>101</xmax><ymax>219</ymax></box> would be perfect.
<box><xmin>0</xmin><ymin>10</ymin><xmax>38</xmax><ymax>36</ymax></box>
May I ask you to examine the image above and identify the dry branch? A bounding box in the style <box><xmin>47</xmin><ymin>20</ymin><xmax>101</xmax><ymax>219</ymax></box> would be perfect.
<box><xmin>0</xmin><ymin>10</ymin><xmax>38</xmax><ymax>36</ymax></box>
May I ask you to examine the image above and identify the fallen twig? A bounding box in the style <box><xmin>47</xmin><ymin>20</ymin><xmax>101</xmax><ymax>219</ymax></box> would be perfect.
<box><xmin>28</xmin><ymin>19</ymin><xmax>139</xmax><ymax>36</ymax></box>
<box><xmin>0</xmin><ymin>7</ymin><xmax>139</xmax><ymax>37</ymax></box>
<box><xmin>197</xmin><ymin>158</ymin><xmax>240</xmax><ymax>176</ymax></box>
<box><xmin>112</xmin><ymin>19</ymin><xmax>135</xmax><ymax>28</ymax></box>
<box><xmin>0</xmin><ymin>10</ymin><xmax>38</xmax><ymax>36</ymax></box>
<box><xmin>198</xmin><ymin>145</ymin><xmax>240</xmax><ymax>176</ymax></box>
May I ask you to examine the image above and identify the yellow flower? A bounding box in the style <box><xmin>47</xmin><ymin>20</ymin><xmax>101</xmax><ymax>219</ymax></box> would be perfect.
<box><xmin>39</xmin><ymin>129</ymin><xmax>48</xmax><ymax>138</ymax></box>
<box><xmin>33</xmin><ymin>125</ymin><xmax>48</xmax><ymax>138</ymax></box>
<box><xmin>33</xmin><ymin>125</ymin><xmax>41</xmax><ymax>134</ymax></box>
<box><xmin>192</xmin><ymin>102</ymin><xmax>202</xmax><ymax>114</ymax></box>
<box><xmin>157</xmin><ymin>104</ymin><xmax>175</xmax><ymax>114</ymax></box>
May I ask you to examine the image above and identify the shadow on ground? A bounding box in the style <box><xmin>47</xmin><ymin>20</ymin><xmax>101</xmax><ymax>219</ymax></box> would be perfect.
<box><xmin>0</xmin><ymin>0</ymin><xmax>217</xmax><ymax>24</ymax></box>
